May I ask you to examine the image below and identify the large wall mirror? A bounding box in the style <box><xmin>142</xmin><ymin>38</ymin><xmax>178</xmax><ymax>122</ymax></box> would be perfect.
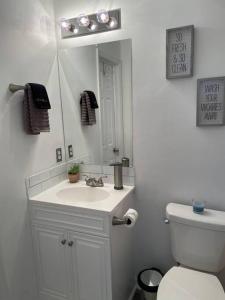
<box><xmin>58</xmin><ymin>39</ymin><xmax>133</xmax><ymax>167</ymax></box>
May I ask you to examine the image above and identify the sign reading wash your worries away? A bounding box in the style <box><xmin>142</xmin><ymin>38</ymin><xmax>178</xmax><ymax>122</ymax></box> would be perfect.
<box><xmin>197</xmin><ymin>77</ymin><xmax>225</xmax><ymax>126</ymax></box>
<box><xmin>166</xmin><ymin>25</ymin><xmax>194</xmax><ymax>79</ymax></box>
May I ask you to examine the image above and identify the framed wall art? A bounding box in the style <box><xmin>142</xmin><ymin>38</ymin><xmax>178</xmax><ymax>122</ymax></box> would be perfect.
<box><xmin>197</xmin><ymin>77</ymin><xmax>225</xmax><ymax>126</ymax></box>
<box><xmin>166</xmin><ymin>25</ymin><xmax>194</xmax><ymax>79</ymax></box>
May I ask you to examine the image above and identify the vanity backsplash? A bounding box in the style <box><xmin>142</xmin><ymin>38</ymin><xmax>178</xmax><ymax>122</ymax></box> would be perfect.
<box><xmin>26</xmin><ymin>162</ymin><xmax>135</xmax><ymax>198</ymax></box>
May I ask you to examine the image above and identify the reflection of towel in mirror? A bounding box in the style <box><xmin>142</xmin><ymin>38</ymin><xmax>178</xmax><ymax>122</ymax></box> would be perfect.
<box><xmin>84</xmin><ymin>90</ymin><xmax>99</xmax><ymax>109</ymax></box>
<box><xmin>80</xmin><ymin>92</ymin><xmax>96</xmax><ymax>125</ymax></box>
<box><xmin>23</xmin><ymin>84</ymin><xmax>50</xmax><ymax>135</ymax></box>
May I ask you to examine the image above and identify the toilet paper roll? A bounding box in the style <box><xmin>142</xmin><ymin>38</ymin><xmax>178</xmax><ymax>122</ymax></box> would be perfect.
<box><xmin>124</xmin><ymin>208</ymin><xmax>139</xmax><ymax>228</ymax></box>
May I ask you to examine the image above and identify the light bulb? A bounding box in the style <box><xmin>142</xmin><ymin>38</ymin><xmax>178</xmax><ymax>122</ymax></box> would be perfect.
<box><xmin>106</xmin><ymin>17</ymin><xmax>118</xmax><ymax>29</ymax></box>
<box><xmin>78</xmin><ymin>13</ymin><xmax>90</xmax><ymax>27</ymax></box>
<box><xmin>96</xmin><ymin>9</ymin><xmax>109</xmax><ymax>24</ymax></box>
<box><xmin>73</xmin><ymin>27</ymin><xmax>79</xmax><ymax>34</ymax></box>
<box><xmin>61</xmin><ymin>20</ymin><xmax>70</xmax><ymax>30</ymax></box>
<box><xmin>88</xmin><ymin>20</ymin><xmax>98</xmax><ymax>32</ymax></box>
<box><xmin>69</xmin><ymin>24</ymin><xmax>79</xmax><ymax>34</ymax></box>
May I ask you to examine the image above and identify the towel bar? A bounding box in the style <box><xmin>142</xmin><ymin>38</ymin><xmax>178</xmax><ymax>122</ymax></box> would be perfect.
<box><xmin>9</xmin><ymin>83</ymin><xmax>25</xmax><ymax>93</ymax></box>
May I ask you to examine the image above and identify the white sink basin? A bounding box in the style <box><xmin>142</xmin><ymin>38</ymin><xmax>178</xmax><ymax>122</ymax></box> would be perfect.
<box><xmin>29</xmin><ymin>180</ymin><xmax>135</xmax><ymax>212</ymax></box>
<box><xmin>56</xmin><ymin>187</ymin><xmax>110</xmax><ymax>203</ymax></box>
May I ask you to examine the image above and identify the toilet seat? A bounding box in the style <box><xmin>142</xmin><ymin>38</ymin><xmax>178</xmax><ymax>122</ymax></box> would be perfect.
<box><xmin>157</xmin><ymin>266</ymin><xmax>225</xmax><ymax>300</ymax></box>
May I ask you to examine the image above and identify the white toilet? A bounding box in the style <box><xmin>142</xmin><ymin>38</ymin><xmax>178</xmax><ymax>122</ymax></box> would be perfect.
<box><xmin>157</xmin><ymin>203</ymin><xmax>225</xmax><ymax>300</ymax></box>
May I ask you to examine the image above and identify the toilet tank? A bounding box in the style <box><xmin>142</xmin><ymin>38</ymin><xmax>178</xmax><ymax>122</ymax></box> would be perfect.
<box><xmin>166</xmin><ymin>203</ymin><xmax>225</xmax><ymax>273</ymax></box>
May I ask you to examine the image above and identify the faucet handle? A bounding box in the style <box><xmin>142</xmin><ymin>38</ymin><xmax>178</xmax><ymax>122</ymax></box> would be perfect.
<box><xmin>96</xmin><ymin>176</ymin><xmax>107</xmax><ymax>186</ymax></box>
<box><xmin>98</xmin><ymin>177</ymin><xmax>103</xmax><ymax>184</ymax></box>
<box><xmin>84</xmin><ymin>175</ymin><xmax>91</xmax><ymax>182</ymax></box>
<box><xmin>97</xmin><ymin>175</ymin><xmax>107</xmax><ymax>182</ymax></box>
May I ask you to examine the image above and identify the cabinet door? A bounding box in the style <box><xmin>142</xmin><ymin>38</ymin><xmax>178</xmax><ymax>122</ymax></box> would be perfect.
<box><xmin>68</xmin><ymin>232</ymin><xmax>112</xmax><ymax>300</ymax></box>
<box><xmin>32</xmin><ymin>225</ymin><xmax>71</xmax><ymax>300</ymax></box>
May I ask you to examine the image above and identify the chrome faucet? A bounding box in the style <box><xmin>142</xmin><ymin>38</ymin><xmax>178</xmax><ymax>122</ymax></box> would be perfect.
<box><xmin>85</xmin><ymin>176</ymin><xmax>106</xmax><ymax>187</ymax></box>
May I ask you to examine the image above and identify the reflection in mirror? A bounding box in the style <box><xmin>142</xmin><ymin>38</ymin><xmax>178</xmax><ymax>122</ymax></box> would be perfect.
<box><xmin>58</xmin><ymin>39</ymin><xmax>133</xmax><ymax>166</ymax></box>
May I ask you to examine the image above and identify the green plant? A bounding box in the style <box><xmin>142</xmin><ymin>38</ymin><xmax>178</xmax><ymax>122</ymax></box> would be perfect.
<box><xmin>68</xmin><ymin>164</ymin><xmax>80</xmax><ymax>175</ymax></box>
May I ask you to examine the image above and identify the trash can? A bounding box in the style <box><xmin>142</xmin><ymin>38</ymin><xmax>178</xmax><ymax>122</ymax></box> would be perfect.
<box><xmin>137</xmin><ymin>268</ymin><xmax>163</xmax><ymax>300</ymax></box>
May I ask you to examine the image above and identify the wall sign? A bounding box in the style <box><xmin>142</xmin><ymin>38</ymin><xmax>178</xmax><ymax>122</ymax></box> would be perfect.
<box><xmin>166</xmin><ymin>25</ymin><xmax>194</xmax><ymax>79</ymax></box>
<box><xmin>197</xmin><ymin>77</ymin><xmax>225</xmax><ymax>126</ymax></box>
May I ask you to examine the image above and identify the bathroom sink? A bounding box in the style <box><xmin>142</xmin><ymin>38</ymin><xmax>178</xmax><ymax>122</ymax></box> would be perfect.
<box><xmin>29</xmin><ymin>180</ymin><xmax>135</xmax><ymax>212</ymax></box>
<box><xmin>56</xmin><ymin>187</ymin><xmax>110</xmax><ymax>203</ymax></box>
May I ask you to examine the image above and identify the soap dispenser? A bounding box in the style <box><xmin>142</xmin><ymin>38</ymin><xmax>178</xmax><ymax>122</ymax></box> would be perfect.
<box><xmin>111</xmin><ymin>162</ymin><xmax>123</xmax><ymax>190</ymax></box>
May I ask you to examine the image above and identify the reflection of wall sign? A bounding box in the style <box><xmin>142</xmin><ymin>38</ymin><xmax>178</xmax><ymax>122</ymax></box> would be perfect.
<box><xmin>197</xmin><ymin>77</ymin><xmax>225</xmax><ymax>126</ymax></box>
<box><xmin>166</xmin><ymin>25</ymin><xmax>194</xmax><ymax>79</ymax></box>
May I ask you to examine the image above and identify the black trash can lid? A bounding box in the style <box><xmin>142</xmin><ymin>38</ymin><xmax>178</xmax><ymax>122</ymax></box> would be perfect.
<box><xmin>137</xmin><ymin>268</ymin><xmax>164</xmax><ymax>293</ymax></box>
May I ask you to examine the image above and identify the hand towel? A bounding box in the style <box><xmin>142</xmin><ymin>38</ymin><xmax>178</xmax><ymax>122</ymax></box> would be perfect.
<box><xmin>84</xmin><ymin>90</ymin><xmax>99</xmax><ymax>109</ymax></box>
<box><xmin>28</xmin><ymin>83</ymin><xmax>51</xmax><ymax>109</ymax></box>
<box><xmin>23</xmin><ymin>84</ymin><xmax>50</xmax><ymax>135</ymax></box>
<box><xmin>80</xmin><ymin>92</ymin><xmax>96</xmax><ymax>126</ymax></box>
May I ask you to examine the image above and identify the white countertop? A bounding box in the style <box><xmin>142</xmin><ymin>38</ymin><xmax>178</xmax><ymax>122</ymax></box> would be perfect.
<box><xmin>29</xmin><ymin>180</ymin><xmax>135</xmax><ymax>213</ymax></box>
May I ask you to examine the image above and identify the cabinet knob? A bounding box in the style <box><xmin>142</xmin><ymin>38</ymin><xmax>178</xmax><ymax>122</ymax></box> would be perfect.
<box><xmin>68</xmin><ymin>241</ymin><xmax>74</xmax><ymax>247</ymax></box>
<box><xmin>61</xmin><ymin>239</ymin><xmax>67</xmax><ymax>245</ymax></box>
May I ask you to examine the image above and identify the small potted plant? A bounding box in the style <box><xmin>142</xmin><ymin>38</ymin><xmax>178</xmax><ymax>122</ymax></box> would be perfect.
<box><xmin>68</xmin><ymin>164</ymin><xmax>80</xmax><ymax>183</ymax></box>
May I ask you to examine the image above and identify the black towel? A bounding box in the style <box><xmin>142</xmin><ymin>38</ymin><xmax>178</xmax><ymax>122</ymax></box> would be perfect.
<box><xmin>80</xmin><ymin>92</ymin><xmax>96</xmax><ymax>125</ymax></box>
<box><xmin>28</xmin><ymin>83</ymin><xmax>51</xmax><ymax>109</ymax></box>
<box><xmin>23</xmin><ymin>85</ymin><xmax>50</xmax><ymax>135</ymax></box>
<box><xmin>84</xmin><ymin>90</ymin><xmax>99</xmax><ymax>109</ymax></box>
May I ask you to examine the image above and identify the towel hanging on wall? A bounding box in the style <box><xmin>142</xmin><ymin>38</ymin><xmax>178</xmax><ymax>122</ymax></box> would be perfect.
<box><xmin>28</xmin><ymin>83</ymin><xmax>51</xmax><ymax>109</ymax></box>
<box><xmin>23</xmin><ymin>84</ymin><xmax>51</xmax><ymax>135</ymax></box>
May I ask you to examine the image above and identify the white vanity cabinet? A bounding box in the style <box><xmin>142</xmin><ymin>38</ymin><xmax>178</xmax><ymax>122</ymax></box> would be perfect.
<box><xmin>32</xmin><ymin>225</ymin><xmax>71</xmax><ymax>300</ymax></box>
<box><xmin>32</xmin><ymin>226</ymin><xmax>111</xmax><ymax>300</ymax></box>
<box><xmin>68</xmin><ymin>232</ymin><xmax>111</xmax><ymax>300</ymax></box>
<box><xmin>31</xmin><ymin>206</ymin><xmax>112</xmax><ymax>300</ymax></box>
<box><xmin>29</xmin><ymin>182</ymin><xmax>135</xmax><ymax>300</ymax></box>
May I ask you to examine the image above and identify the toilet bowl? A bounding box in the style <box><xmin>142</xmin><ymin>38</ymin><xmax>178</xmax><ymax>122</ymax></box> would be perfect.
<box><xmin>157</xmin><ymin>203</ymin><xmax>225</xmax><ymax>299</ymax></box>
<box><xmin>157</xmin><ymin>266</ymin><xmax>225</xmax><ymax>300</ymax></box>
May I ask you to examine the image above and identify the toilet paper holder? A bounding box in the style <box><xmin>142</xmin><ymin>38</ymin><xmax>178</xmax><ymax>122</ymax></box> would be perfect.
<box><xmin>112</xmin><ymin>216</ymin><xmax>131</xmax><ymax>226</ymax></box>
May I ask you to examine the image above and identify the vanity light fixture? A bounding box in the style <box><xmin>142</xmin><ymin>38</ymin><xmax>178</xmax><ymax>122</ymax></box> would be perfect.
<box><xmin>70</xmin><ymin>24</ymin><xmax>79</xmax><ymax>34</ymax></box>
<box><xmin>60</xmin><ymin>9</ymin><xmax>121</xmax><ymax>39</ymax></box>
<box><xmin>60</xmin><ymin>19</ymin><xmax>70</xmax><ymax>31</ymax></box>
<box><xmin>77</xmin><ymin>13</ymin><xmax>90</xmax><ymax>27</ymax></box>
<box><xmin>96</xmin><ymin>9</ymin><xmax>110</xmax><ymax>24</ymax></box>
<box><xmin>88</xmin><ymin>20</ymin><xmax>98</xmax><ymax>32</ymax></box>
<box><xmin>106</xmin><ymin>17</ymin><xmax>118</xmax><ymax>29</ymax></box>
<box><xmin>73</xmin><ymin>27</ymin><xmax>79</xmax><ymax>34</ymax></box>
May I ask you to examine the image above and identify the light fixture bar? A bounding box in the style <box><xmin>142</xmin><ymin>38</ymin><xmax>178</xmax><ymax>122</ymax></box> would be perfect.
<box><xmin>60</xmin><ymin>9</ymin><xmax>121</xmax><ymax>39</ymax></box>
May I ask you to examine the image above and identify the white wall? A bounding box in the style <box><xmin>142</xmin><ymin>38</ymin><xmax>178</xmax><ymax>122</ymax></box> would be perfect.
<box><xmin>0</xmin><ymin>1</ymin><xmax>65</xmax><ymax>299</ymax></box>
<box><xmin>54</xmin><ymin>0</ymin><xmax>225</xmax><ymax>287</ymax></box>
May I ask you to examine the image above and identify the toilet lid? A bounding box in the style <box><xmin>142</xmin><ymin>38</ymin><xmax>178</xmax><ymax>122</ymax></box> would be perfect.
<box><xmin>157</xmin><ymin>267</ymin><xmax>225</xmax><ymax>300</ymax></box>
